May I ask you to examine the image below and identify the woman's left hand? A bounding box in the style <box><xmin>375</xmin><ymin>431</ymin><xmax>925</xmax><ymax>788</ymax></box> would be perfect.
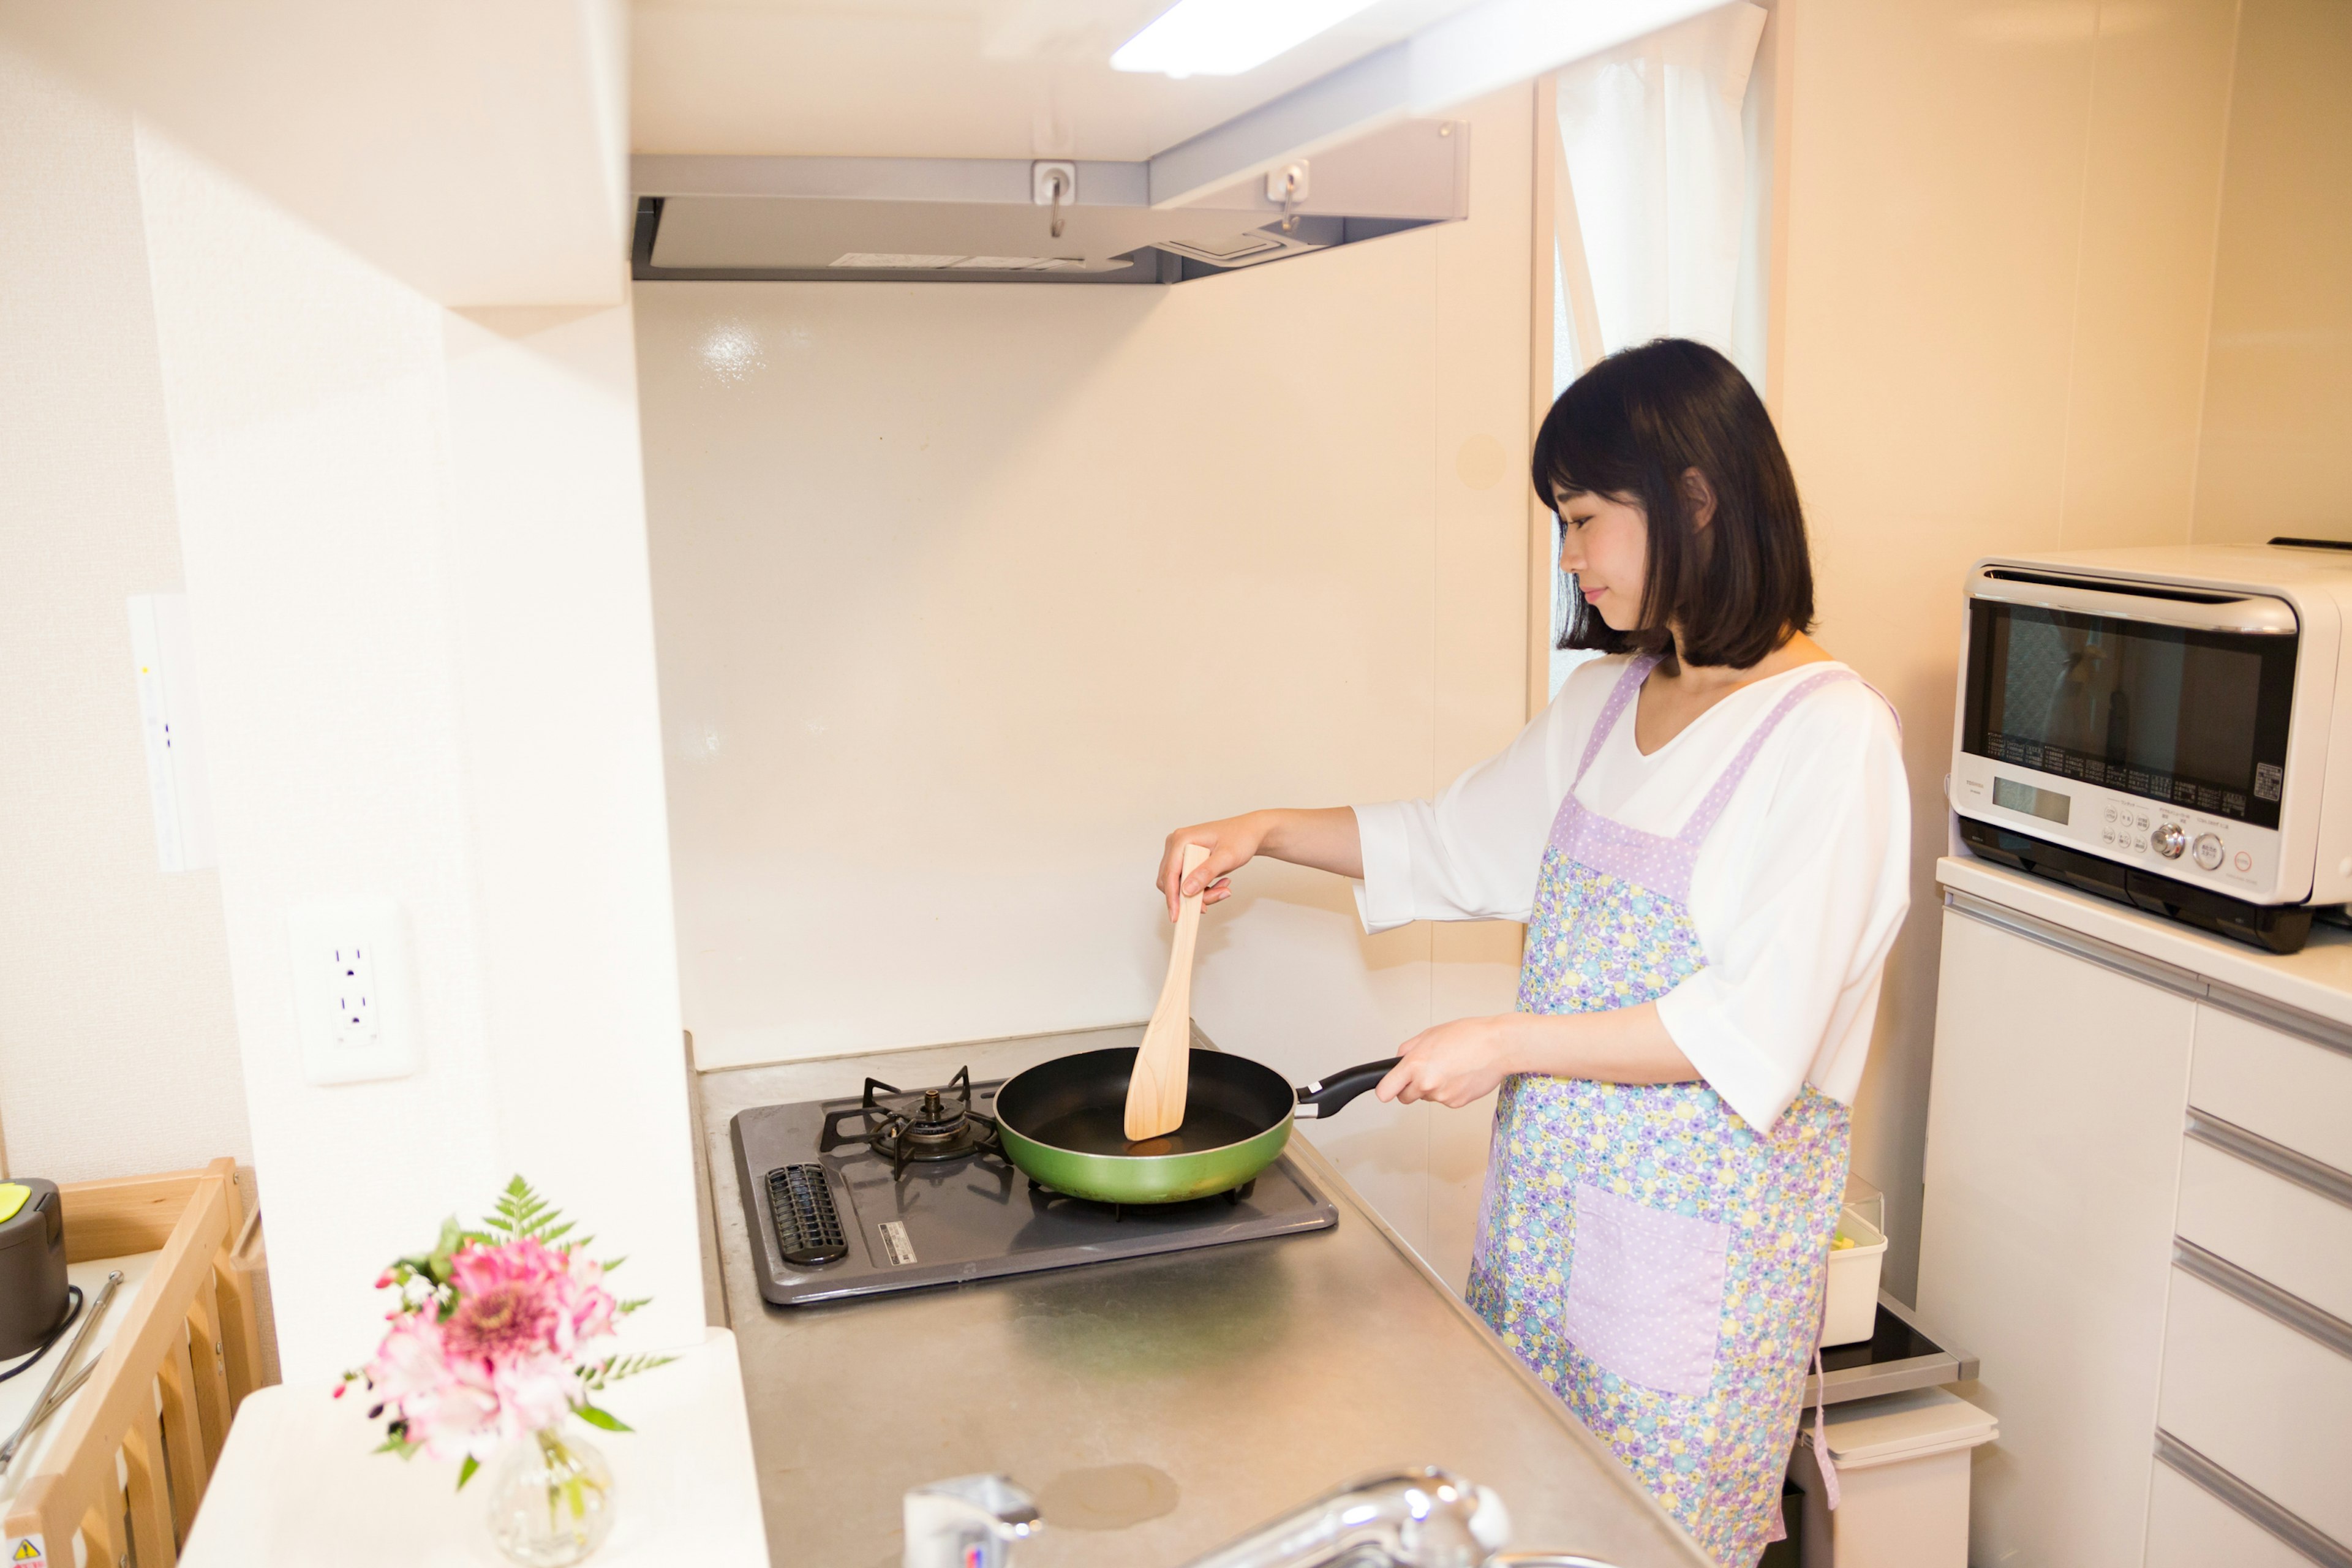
<box><xmin>1376</xmin><ymin>1016</ymin><xmax>1522</xmax><ymax>1108</ymax></box>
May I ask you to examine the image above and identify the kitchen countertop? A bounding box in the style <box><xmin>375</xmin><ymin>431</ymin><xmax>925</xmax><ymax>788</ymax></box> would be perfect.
<box><xmin>1937</xmin><ymin>854</ymin><xmax>2352</xmax><ymax>1028</ymax></box>
<box><xmin>698</xmin><ymin>1026</ymin><xmax>1714</xmax><ymax>1568</ymax></box>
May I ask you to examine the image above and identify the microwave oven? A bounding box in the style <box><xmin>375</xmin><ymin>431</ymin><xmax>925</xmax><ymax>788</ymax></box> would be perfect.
<box><xmin>1949</xmin><ymin>541</ymin><xmax>2352</xmax><ymax>954</ymax></box>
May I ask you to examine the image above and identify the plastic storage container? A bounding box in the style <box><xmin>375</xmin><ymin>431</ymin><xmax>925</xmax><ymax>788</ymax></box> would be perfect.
<box><xmin>1823</xmin><ymin>1205</ymin><xmax>1888</xmax><ymax>1348</ymax></box>
<box><xmin>1790</xmin><ymin>1386</ymin><xmax>1999</xmax><ymax>1568</ymax></box>
<box><xmin>1842</xmin><ymin>1174</ymin><xmax>1885</xmax><ymax>1235</ymax></box>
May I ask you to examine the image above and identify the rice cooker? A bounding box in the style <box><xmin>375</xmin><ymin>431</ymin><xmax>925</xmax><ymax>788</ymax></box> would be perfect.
<box><xmin>0</xmin><ymin>1179</ymin><xmax>72</xmax><ymax>1360</ymax></box>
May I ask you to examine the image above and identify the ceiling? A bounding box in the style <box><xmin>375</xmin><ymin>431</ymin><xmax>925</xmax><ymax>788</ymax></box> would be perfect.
<box><xmin>629</xmin><ymin>0</ymin><xmax>1487</xmax><ymax>160</ymax></box>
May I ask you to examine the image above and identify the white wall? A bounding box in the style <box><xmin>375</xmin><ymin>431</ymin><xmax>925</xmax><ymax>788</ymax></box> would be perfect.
<box><xmin>0</xmin><ymin>0</ymin><xmax>631</xmax><ymax>307</ymax></box>
<box><xmin>2191</xmin><ymin>0</ymin><xmax>2352</xmax><ymax>545</ymax></box>
<box><xmin>0</xmin><ymin>40</ymin><xmax>251</xmax><ymax>1183</ymax></box>
<box><xmin>641</xmin><ymin>85</ymin><xmax>1536</xmax><ymax>1286</ymax></box>
<box><xmin>1773</xmin><ymin>0</ymin><xmax>2243</xmax><ymax>1300</ymax></box>
<box><xmin>123</xmin><ymin>123</ymin><xmax>706</xmax><ymax>1380</ymax></box>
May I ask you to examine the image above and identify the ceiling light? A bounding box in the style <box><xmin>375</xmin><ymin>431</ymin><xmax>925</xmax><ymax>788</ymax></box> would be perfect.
<box><xmin>1111</xmin><ymin>0</ymin><xmax>1385</xmax><ymax>79</ymax></box>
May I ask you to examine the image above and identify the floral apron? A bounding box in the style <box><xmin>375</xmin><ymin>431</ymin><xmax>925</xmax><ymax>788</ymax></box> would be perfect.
<box><xmin>1464</xmin><ymin>654</ymin><xmax>1860</xmax><ymax>1567</ymax></box>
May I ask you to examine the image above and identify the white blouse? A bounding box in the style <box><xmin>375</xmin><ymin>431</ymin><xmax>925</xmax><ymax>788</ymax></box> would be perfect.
<box><xmin>1351</xmin><ymin>654</ymin><xmax>1910</xmax><ymax>1133</ymax></box>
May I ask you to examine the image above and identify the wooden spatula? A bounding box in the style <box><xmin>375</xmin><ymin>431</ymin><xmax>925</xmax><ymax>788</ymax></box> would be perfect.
<box><xmin>1126</xmin><ymin>842</ymin><xmax>1210</xmax><ymax>1142</ymax></box>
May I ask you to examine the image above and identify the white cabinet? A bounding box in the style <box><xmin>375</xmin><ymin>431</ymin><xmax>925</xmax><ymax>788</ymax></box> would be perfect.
<box><xmin>2187</xmin><ymin>1005</ymin><xmax>2352</xmax><ymax>1174</ymax></box>
<box><xmin>2173</xmin><ymin>1136</ymin><xmax>2352</xmax><ymax>1325</ymax></box>
<box><xmin>2156</xmin><ymin>1268</ymin><xmax>2352</xmax><ymax>1546</ymax></box>
<box><xmin>1922</xmin><ymin>874</ymin><xmax>2352</xmax><ymax>1568</ymax></box>
<box><xmin>1917</xmin><ymin>905</ymin><xmax>2196</xmax><ymax>1568</ymax></box>
<box><xmin>2143</xmin><ymin>1460</ymin><xmax>2312</xmax><ymax>1568</ymax></box>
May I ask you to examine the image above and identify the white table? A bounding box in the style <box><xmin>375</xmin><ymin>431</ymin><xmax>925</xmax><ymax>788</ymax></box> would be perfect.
<box><xmin>180</xmin><ymin>1327</ymin><xmax>768</xmax><ymax>1566</ymax></box>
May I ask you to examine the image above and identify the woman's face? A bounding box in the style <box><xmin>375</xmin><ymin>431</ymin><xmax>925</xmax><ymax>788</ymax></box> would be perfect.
<box><xmin>1554</xmin><ymin>486</ymin><xmax>1649</xmax><ymax>630</ymax></box>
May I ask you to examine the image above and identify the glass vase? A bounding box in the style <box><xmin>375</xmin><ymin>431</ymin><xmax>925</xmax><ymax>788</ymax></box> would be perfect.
<box><xmin>484</xmin><ymin>1424</ymin><xmax>617</xmax><ymax>1566</ymax></box>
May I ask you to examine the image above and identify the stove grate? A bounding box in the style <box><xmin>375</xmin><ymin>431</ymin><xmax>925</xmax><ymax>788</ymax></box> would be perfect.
<box><xmin>767</xmin><ymin>1164</ymin><xmax>850</xmax><ymax>1267</ymax></box>
<box><xmin>817</xmin><ymin>1066</ymin><xmax>1005</xmax><ymax>1178</ymax></box>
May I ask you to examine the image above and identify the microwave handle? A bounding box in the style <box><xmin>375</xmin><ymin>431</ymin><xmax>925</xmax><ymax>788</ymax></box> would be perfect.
<box><xmin>1967</xmin><ymin>567</ymin><xmax>2297</xmax><ymax>635</ymax></box>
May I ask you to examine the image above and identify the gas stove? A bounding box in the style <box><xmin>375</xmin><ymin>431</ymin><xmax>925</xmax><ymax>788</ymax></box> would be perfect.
<box><xmin>731</xmin><ymin>1065</ymin><xmax>1337</xmax><ymax>1306</ymax></box>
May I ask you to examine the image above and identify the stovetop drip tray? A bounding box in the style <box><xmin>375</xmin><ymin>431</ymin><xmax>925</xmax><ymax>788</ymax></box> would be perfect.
<box><xmin>731</xmin><ymin>1071</ymin><xmax>1339</xmax><ymax>1307</ymax></box>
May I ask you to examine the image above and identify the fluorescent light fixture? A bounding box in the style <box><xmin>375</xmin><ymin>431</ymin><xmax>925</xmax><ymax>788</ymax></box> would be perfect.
<box><xmin>1111</xmin><ymin>0</ymin><xmax>1384</xmax><ymax>78</ymax></box>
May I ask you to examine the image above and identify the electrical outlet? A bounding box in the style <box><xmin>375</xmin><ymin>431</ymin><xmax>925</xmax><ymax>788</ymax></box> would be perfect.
<box><xmin>288</xmin><ymin>899</ymin><xmax>418</xmax><ymax>1085</ymax></box>
<box><xmin>328</xmin><ymin>943</ymin><xmax>377</xmax><ymax>1047</ymax></box>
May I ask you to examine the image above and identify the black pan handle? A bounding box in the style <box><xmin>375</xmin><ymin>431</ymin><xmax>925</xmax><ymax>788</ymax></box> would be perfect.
<box><xmin>1294</xmin><ymin>1058</ymin><xmax>1401</xmax><ymax>1119</ymax></box>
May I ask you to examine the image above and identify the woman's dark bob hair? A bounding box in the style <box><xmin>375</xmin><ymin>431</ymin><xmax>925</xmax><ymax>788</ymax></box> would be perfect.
<box><xmin>1531</xmin><ymin>337</ymin><xmax>1812</xmax><ymax>669</ymax></box>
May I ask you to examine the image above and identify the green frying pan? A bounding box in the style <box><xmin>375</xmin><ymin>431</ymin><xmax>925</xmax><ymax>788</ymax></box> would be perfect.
<box><xmin>991</xmin><ymin>1046</ymin><xmax>1398</xmax><ymax>1205</ymax></box>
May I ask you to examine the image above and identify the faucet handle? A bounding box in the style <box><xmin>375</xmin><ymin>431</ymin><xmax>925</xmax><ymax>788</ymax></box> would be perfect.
<box><xmin>903</xmin><ymin>1474</ymin><xmax>1040</xmax><ymax>1568</ymax></box>
<box><xmin>1178</xmin><ymin>1466</ymin><xmax>1507</xmax><ymax>1568</ymax></box>
<box><xmin>1467</xmin><ymin>1487</ymin><xmax>1512</xmax><ymax>1553</ymax></box>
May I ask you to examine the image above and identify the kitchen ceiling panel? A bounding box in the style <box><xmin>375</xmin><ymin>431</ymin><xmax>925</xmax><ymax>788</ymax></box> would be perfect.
<box><xmin>630</xmin><ymin>0</ymin><xmax>1483</xmax><ymax>159</ymax></box>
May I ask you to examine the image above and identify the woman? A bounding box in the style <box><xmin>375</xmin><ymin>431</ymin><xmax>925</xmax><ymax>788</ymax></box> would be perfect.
<box><xmin>1157</xmin><ymin>339</ymin><xmax>1909</xmax><ymax>1567</ymax></box>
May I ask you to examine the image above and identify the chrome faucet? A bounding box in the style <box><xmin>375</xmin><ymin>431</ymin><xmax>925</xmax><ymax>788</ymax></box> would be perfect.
<box><xmin>1174</xmin><ymin>1466</ymin><xmax>1512</xmax><ymax>1568</ymax></box>
<box><xmin>902</xmin><ymin>1474</ymin><xmax>1039</xmax><ymax>1568</ymax></box>
<box><xmin>899</xmin><ymin>1467</ymin><xmax>1608</xmax><ymax>1568</ymax></box>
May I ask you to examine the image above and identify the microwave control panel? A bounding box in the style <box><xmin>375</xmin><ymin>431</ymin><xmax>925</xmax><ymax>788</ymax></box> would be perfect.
<box><xmin>1951</xmin><ymin>751</ymin><xmax>2284</xmax><ymax>901</ymax></box>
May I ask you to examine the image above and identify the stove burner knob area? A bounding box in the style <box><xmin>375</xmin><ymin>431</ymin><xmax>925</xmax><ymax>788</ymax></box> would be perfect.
<box><xmin>2152</xmin><ymin>822</ymin><xmax>2187</xmax><ymax>860</ymax></box>
<box><xmin>767</xmin><ymin>1164</ymin><xmax>850</xmax><ymax>1267</ymax></box>
<box><xmin>2193</xmin><ymin>832</ymin><xmax>2224</xmax><ymax>871</ymax></box>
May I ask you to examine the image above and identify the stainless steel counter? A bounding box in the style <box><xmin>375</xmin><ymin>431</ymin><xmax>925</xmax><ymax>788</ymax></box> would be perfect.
<box><xmin>698</xmin><ymin>1026</ymin><xmax>1713</xmax><ymax>1568</ymax></box>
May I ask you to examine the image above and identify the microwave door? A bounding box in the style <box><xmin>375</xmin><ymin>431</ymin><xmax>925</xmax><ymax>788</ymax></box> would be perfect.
<box><xmin>1961</xmin><ymin>600</ymin><xmax>2297</xmax><ymax>831</ymax></box>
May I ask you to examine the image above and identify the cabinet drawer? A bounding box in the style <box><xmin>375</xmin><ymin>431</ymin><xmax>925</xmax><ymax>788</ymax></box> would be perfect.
<box><xmin>2144</xmin><ymin>1455</ymin><xmax>2330</xmax><ymax>1568</ymax></box>
<box><xmin>2190</xmin><ymin>1007</ymin><xmax>2352</xmax><ymax>1173</ymax></box>
<box><xmin>2158</xmin><ymin>1264</ymin><xmax>2352</xmax><ymax>1547</ymax></box>
<box><xmin>2176</xmin><ymin>1134</ymin><xmax>2352</xmax><ymax>1325</ymax></box>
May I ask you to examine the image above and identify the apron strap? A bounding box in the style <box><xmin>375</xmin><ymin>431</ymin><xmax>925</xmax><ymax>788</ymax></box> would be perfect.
<box><xmin>1574</xmin><ymin>653</ymin><xmax>1664</xmax><ymax>786</ymax></box>
<box><xmin>1807</xmin><ymin>1336</ymin><xmax>1842</xmax><ymax>1510</ymax></box>
<box><xmin>1674</xmin><ymin>668</ymin><xmax>1868</xmax><ymax>848</ymax></box>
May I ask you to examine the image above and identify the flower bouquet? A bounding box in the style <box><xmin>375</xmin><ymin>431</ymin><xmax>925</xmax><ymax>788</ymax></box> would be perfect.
<box><xmin>341</xmin><ymin>1178</ymin><xmax>669</xmax><ymax>1566</ymax></box>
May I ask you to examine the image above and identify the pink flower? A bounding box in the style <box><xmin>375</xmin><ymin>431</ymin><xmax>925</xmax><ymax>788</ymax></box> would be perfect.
<box><xmin>446</xmin><ymin>1237</ymin><xmax>616</xmax><ymax>1360</ymax></box>
<box><xmin>360</xmin><ymin>1238</ymin><xmax>619</xmax><ymax>1462</ymax></box>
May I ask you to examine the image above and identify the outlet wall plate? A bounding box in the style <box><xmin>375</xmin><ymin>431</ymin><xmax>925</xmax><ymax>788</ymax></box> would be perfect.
<box><xmin>127</xmin><ymin>593</ymin><xmax>217</xmax><ymax>872</ymax></box>
<box><xmin>287</xmin><ymin>897</ymin><xmax>419</xmax><ymax>1085</ymax></box>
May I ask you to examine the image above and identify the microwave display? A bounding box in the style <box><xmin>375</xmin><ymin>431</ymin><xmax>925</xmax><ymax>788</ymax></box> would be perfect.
<box><xmin>1961</xmin><ymin>599</ymin><xmax>2296</xmax><ymax>831</ymax></box>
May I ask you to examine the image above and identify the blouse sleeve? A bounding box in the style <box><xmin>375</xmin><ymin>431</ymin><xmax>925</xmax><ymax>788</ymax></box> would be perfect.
<box><xmin>1348</xmin><ymin>677</ymin><xmax>1593</xmax><ymax>934</ymax></box>
<box><xmin>1653</xmin><ymin>687</ymin><xmax>1911</xmax><ymax>1132</ymax></box>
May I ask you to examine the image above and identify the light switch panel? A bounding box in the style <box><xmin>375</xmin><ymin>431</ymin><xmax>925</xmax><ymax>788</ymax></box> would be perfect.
<box><xmin>288</xmin><ymin>898</ymin><xmax>418</xmax><ymax>1085</ymax></box>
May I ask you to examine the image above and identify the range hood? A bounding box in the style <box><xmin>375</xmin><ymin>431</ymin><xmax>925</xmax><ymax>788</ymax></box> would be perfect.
<box><xmin>630</xmin><ymin>118</ymin><xmax>1468</xmax><ymax>285</ymax></box>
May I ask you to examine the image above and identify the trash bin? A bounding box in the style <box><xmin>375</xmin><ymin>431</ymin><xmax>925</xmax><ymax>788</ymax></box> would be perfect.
<box><xmin>1789</xmin><ymin>1387</ymin><xmax>1998</xmax><ymax>1568</ymax></box>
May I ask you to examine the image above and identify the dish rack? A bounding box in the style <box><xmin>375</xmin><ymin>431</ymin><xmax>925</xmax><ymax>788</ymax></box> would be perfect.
<box><xmin>2</xmin><ymin>1158</ymin><xmax>265</xmax><ymax>1567</ymax></box>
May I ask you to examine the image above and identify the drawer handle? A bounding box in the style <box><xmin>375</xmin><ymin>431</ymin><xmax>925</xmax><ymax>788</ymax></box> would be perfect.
<box><xmin>2186</xmin><ymin>1109</ymin><xmax>2352</xmax><ymax>1214</ymax></box>
<box><xmin>2174</xmin><ymin>1238</ymin><xmax>2352</xmax><ymax>1362</ymax></box>
<box><xmin>2155</xmin><ymin>1430</ymin><xmax>2352</xmax><ymax>1568</ymax></box>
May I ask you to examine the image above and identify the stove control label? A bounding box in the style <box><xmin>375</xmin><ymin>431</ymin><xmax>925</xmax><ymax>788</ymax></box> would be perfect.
<box><xmin>878</xmin><ymin>1220</ymin><xmax>918</xmax><ymax>1267</ymax></box>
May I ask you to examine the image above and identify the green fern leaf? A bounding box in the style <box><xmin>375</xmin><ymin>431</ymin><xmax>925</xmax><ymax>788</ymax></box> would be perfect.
<box><xmin>480</xmin><ymin>1175</ymin><xmax>582</xmax><ymax>1249</ymax></box>
<box><xmin>606</xmin><ymin>1354</ymin><xmax>674</xmax><ymax>1384</ymax></box>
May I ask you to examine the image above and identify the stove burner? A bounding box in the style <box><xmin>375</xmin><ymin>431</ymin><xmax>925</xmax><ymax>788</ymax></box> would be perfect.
<box><xmin>818</xmin><ymin>1066</ymin><xmax>1006</xmax><ymax>1178</ymax></box>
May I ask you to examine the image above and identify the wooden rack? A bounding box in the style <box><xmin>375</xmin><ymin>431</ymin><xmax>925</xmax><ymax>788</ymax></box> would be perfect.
<box><xmin>4</xmin><ymin>1158</ymin><xmax>265</xmax><ymax>1567</ymax></box>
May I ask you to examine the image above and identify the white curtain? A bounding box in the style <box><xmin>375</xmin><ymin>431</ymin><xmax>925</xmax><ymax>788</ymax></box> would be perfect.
<box><xmin>1546</xmin><ymin>2</ymin><xmax>1770</xmax><ymax>697</ymax></box>
<box><xmin>1554</xmin><ymin>2</ymin><xmax>1768</xmax><ymax>372</ymax></box>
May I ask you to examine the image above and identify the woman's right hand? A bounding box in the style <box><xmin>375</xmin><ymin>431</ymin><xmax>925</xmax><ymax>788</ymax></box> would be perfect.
<box><xmin>1156</xmin><ymin>807</ymin><xmax>1364</xmax><ymax>921</ymax></box>
<box><xmin>1157</xmin><ymin>813</ymin><xmax>1271</xmax><ymax>921</ymax></box>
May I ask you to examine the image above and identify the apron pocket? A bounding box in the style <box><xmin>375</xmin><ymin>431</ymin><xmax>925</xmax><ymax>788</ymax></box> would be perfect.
<box><xmin>1559</xmin><ymin>1182</ymin><xmax>1730</xmax><ymax>1397</ymax></box>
